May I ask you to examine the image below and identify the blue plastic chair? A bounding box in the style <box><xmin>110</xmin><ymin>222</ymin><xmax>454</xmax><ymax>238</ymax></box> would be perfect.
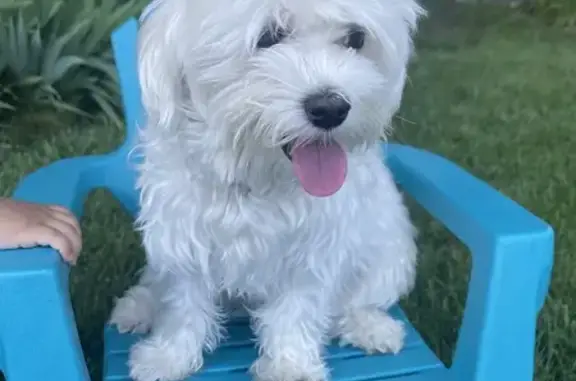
<box><xmin>0</xmin><ymin>18</ymin><xmax>554</xmax><ymax>381</ymax></box>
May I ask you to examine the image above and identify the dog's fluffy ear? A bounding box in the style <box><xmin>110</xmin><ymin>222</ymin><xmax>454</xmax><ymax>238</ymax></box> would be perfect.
<box><xmin>138</xmin><ymin>0</ymin><xmax>187</xmax><ymax>127</ymax></box>
<box><xmin>363</xmin><ymin>0</ymin><xmax>425</xmax><ymax>113</ymax></box>
<box><xmin>371</xmin><ymin>0</ymin><xmax>425</xmax><ymax>71</ymax></box>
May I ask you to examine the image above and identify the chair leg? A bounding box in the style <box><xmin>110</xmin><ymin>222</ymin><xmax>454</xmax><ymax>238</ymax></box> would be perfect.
<box><xmin>0</xmin><ymin>249</ymin><xmax>89</xmax><ymax>381</ymax></box>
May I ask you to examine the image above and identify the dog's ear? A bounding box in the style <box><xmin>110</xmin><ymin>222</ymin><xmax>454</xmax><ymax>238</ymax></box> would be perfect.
<box><xmin>372</xmin><ymin>0</ymin><xmax>424</xmax><ymax>71</ymax></box>
<box><xmin>365</xmin><ymin>0</ymin><xmax>425</xmax><ymax>112</ymax></box>
<box><xmin>138</xmin><ymin>1</ymin><xmax>187</xmax><ymax>128</ymax></box>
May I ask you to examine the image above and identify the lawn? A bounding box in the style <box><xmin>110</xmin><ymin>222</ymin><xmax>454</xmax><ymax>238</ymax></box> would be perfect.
<box><xmin>1</xmin><ymin>3</ymin><xmax>575</xmax><ymax>381</ymax></box>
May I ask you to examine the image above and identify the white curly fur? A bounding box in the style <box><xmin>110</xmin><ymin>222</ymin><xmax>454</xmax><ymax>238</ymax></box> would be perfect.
<box><xmin>109</xmin><ymin>0</ymin><xmax>424</xmax><ymax>380</ymax></box>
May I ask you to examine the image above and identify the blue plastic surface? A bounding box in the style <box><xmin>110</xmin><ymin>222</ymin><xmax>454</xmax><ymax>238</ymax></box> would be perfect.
<box><xmin>0</xmin><ymin>17</ymin><xmax>554</xmax><ymax>381</ymax></box>
<box><xmin>104</xmin><ymin>306</ymin><xmax>444</xmax><ymax>381</ymax></box>
<box><xmin>385</xmin><ymin>145</ymin><xmax>554</xmax><ymax>381</ymax></box>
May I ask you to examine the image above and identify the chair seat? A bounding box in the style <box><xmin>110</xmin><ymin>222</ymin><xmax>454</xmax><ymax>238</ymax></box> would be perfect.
<box><xmin>103</xmin><ymin>306</ymin><xmax>444</xmax><ymax>381</ymax></box>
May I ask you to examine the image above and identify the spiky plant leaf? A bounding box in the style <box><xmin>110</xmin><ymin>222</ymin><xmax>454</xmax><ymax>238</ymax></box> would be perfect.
<box><xmin>41</xmin><ymin>18</ymin><xmax>91</xmax><ymax>83</ymax></box>
<box><xmin>0</xmin><ymin>0</ymin><xmax>148</xmax><ymax>123</ymax></box>
<box><xmin>0</xmin><ymin>0</ymin><xmax>30</xmax><ymax>11</ymax></box>
<box><xmin>0</xmin><ymin>100</ymin><xmax>16</xmax><ymax>111</ymax></box>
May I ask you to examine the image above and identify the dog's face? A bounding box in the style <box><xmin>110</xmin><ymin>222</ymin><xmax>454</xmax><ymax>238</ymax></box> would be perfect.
<box><xmin>140</xmin><ymin>0</ymin><xmax>423</xmax><ymax>196</ymax></box>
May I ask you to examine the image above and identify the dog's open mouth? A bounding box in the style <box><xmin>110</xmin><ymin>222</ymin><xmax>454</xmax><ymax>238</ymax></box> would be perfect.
<box><xmin>282</xmin><ymin>138</ymin><xmax>348</xmax><ymax>198</ymax></box>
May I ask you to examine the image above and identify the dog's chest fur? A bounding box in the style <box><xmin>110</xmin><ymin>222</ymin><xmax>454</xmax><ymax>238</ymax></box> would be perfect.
<box><xmin>195</xmin><ymin>148</ymin><xmax>404</xmax><ymax>298</ymax></box>
<box><xmin>138</xmin><ymin>133</ymin><xmax>407</xmax><ymax>300</ymax></box>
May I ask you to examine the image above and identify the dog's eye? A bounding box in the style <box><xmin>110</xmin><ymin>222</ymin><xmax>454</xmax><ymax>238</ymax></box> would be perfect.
<box><xmin>257</xmin><ymin>27</ymin><xmax>287</xmax><ymax>49</ymax></box>
<box><xmin>341</xmin><ymin>27</ymin><xmax>366</xmax><ymax>50</ymax></box>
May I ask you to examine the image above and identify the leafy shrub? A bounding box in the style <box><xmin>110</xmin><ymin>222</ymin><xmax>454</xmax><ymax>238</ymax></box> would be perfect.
<box><xmin>525</xmin><ymin>0</ymin><xmax>576</xmax><ymax>27</ymax></box>
<box><xmin>0</xmin><ymin>0</ymin><xmax>147</xmax><ymax>125</ymax></box>
<box><xmin>0</xmin><ymin>0</ymin><xmax>30</xmax><ymax>11</ymax></box>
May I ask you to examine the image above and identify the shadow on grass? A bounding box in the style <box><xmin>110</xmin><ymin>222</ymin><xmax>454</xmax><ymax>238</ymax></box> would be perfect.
<box><xmin>70</xmin><ymin>190</ymin><xmax>144</xmax><ymax>380</ymax></box>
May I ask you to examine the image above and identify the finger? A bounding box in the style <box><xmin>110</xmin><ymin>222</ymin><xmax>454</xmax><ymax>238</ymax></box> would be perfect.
<box><xmin>44</xmin><ymin>219</ymin><xmax>82</xmax><ymax>263</ymax></box>
<box><xmin>25</xmin><ymin>225</ymin><xmax>76</xmax><ymax>263</ymax></box>
<box><xmin>47</xmin><ymin>206</ymin><xmax>82</xmax><ymax>237</ymax></box>
<box><xmin>47</xmin><ymin>204</ymin><xmax>71</xmax><ymax>215</ymax></box>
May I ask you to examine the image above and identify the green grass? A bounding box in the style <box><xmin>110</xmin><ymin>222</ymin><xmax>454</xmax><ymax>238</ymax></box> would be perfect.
<box><xmin>1</xmin><ymin>4</ymin><xmax>575</xmax><ymax>381</ymax></box>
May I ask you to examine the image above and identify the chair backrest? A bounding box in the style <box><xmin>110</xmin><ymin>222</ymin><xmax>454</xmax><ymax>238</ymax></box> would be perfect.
<box><xmin>111</xmin><ymin>18</ymin><xmax>142</xmax><ymax>154</ymax></box>
<box><xmin>97</xmin><ymin>18</ymin><xmax>142</xmax><ymax>216</ymax></box>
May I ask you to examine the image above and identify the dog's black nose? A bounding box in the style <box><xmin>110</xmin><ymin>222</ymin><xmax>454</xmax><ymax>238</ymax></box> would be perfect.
<box><xmin>303</xmin><ymin>91</ymin><xmax>351</xmax><ymax>130</ymax></box>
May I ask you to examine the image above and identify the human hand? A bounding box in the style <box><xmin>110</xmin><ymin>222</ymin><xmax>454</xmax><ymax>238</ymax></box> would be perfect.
<box><xmin>0</xmin><ymin>198</ymin><xmax>82</xmax><ymax>264</ymax></box>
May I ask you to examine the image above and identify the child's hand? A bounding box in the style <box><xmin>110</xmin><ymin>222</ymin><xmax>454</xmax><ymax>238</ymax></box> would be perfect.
<box><xmin>0</xmin><ymin>198</ymin><xmax>82</xmax><ymax>264</ymax></box>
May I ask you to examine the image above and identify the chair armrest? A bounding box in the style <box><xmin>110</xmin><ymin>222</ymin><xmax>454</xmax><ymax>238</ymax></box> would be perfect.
<box><xmin>384</xmin><ymin>143</ymin><xmax>554</xmax><ymax>381</ymax></box>
<box><xmin>385</xmin><ymin>144</ymin><xmax>552</xmax><ymax>249</ymax></box>
<box><xmin>0</xmin><ymin>156</ymin><xmax>106</xmax><ymax>380</ymax></box>
<box><xmin>0</xmin><ymin>156</ymin><xmax>99</xmax><ymax>271</ymax></box>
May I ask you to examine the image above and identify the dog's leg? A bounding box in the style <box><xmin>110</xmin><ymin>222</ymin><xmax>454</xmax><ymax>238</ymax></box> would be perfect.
<box><xmin>337</xmin><ymin>228</ymin><xmax>417</xmax><ymax>355</ymax></box>
<box><xmin>250</xmin><ymin>288</ymin><xmax>330</xmax><ymax>381</ymax></box>
<box><xmin>109</xmin><ymin>266</ymin><xmax>158</xmax><ymax>334</ymax></box>
<box><xmin>338</xmin><ymin>305</ymin><xmax>406</xmax><ymax>355</ymax></box>
<box><xmin>128</xmin><ymin>273</ymin><xmax>222</xmax><ymax>381</ymax></box>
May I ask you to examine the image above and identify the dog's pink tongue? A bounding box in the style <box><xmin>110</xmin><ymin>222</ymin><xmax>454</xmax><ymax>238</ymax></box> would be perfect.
<box><xmin>291</xmin><ymin>140</ymin><xmax>347</xmax><ymax>197</ymax></box>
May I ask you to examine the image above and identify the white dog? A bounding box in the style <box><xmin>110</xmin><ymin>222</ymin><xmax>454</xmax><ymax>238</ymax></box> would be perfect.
<box><xmin>110</xmin><ymin>1</ymin><xmax>424</xmax><ymax>380</ymax></box>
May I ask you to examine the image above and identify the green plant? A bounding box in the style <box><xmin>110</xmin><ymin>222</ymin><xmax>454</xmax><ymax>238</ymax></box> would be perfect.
<box><xmin>0</xmin><ymin>0</ymin><xmax>148</xmax><ymax>125</ymax></box>
<box><xmin>525</xmin><ymin>0</ymin><xmax>576</xmax><ymax>27</ymax></box>
<box><xmin>0</xmin><ymin>0</ymin><xmax>31</xmax><ymax>11</ymax></box>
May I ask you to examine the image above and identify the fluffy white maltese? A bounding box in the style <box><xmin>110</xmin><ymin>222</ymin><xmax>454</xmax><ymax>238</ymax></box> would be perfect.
<box><xmin>110</xmin><ymin>0</ymin><xmax>424</xmax><ymax>380</ymax></box>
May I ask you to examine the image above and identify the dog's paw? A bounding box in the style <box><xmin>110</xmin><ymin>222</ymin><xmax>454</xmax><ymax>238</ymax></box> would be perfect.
<box><xmin>109</xmin><ymin>286</ymin><xmax>155</xmax><ymax>334</ymax></box>
<box><xmin>250</xmin><ymin>354</ymin><xmax>328</xmax><ymax>381</ymax></box>
<box><xmin>338</xmin><ymin>308</ymin><xmax>406</xmax><ymax>355</ymax></box>
<box><xmin>129</xmin><ymin>337</ymin><xmax>203</xmax><ymax>381</ymax></box>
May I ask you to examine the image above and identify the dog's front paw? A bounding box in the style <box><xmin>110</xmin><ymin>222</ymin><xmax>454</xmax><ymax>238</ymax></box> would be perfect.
<box><xmin>251</xmin><ymin>354</ymin><xmax>328</xmax><ymax>381</ymax></box>
<box><xmin>338</xmin><ymin>308</ymin><xmax>406</xmax><ymax>355</ymax></box>
<box><xmin>129</xmin><ymin>337</ymin><xmax>203</xmax><ymax>381</ymax></box>
<box><xmin>109</xmin><ymin>286</ymin><xmax>155</xmax><ymax>334</ymax></box>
